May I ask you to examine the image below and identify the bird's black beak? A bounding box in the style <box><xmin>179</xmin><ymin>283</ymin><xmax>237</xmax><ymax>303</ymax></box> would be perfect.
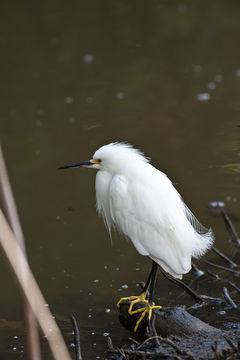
<box><xmin>58</xmin><ymin>160</ymin><xmax>93</xmax><ymax>170</ymax></box>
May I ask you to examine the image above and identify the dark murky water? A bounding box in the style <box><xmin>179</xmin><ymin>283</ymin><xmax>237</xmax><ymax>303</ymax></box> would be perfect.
<box><xmin>0</xmin><ymin>1</ymin><xmax>240</xmax><ymax>358</ymax></box>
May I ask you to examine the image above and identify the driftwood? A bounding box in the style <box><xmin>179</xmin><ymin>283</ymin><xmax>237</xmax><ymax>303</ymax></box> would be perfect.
<box><xmin>118</xmin><ymin>301</ymin><xmax>220</xmax><ymax>337</ymax></box>
<box><xmin>106</xmin><ymin>332</ymin><xmax>240</xmax><ymax>360</ymax></box>
<box><xmin>114</xmin><ymin>301</ymin><xmax>240</xmax><ymax>359</ymax></box>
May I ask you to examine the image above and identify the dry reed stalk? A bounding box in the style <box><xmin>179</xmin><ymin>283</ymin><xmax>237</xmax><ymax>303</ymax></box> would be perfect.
<box><xmin>0</xmin><ymin>145</ymin><xmax>41</xmax><ymax>359</ymax></box>
<box><xmin>0</xmin><ymin>209</ymin><xmax>72</xmax><ymax>360</ymax></box>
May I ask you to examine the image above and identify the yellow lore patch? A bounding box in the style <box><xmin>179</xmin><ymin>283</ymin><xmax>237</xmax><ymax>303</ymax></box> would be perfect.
<box><xmin>90</xmin><ymin>158</ymin><xmax>101</xmax><ymax>164</ymax></box>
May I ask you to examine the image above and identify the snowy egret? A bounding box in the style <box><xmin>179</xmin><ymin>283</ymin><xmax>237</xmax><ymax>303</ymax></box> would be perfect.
<box><xmin>58</xmin><ymin>142</ymin><xmax>214</xmax><ymax>331</ymax></box>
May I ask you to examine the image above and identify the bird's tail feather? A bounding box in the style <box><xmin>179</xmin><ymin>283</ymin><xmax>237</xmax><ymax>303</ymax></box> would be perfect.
<box><xmin>184</xmin><ymin>204</ymin><xmax>214</xmax><ymax>258</ymax></box>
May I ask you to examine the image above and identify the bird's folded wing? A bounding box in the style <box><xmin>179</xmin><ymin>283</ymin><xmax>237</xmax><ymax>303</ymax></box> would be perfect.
<box><xmin>109</xmin><ymin>174</ymin><xmax>192</xmax><ymax>277</ymax></box>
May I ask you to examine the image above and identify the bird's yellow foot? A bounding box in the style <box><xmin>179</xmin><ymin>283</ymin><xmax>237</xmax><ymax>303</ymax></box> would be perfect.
<box><xmin>117</xmin><ymin>293</ymin><xmax>162</xmax><ymax>332</ymax></box>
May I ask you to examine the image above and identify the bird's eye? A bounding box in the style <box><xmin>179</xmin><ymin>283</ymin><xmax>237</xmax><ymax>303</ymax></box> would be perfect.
<box><xmin>92</xmin><ymin>158</ymin><xmax>101</xmax><ymax>164</ymax></box>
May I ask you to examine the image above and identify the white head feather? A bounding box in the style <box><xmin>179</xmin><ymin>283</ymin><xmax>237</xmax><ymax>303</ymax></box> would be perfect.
<box><xmin>92</xmin><ymin>142</ymin><xmax>149</xmax><ymax>173</ymax></box>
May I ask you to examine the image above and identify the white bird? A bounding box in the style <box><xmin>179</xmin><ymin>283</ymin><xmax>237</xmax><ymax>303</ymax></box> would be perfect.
<box><xmin>58</xmin><ymin>142</ymin><xmax>214</xmax><ymax>331</ymax></box>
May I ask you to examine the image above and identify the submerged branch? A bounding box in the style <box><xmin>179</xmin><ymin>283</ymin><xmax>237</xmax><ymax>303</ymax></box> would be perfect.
<box><xmin>206</xmin><ymin>269</ymin><xmax>220</xmax><ymax>280</ymax></box>
<box><xmin>221</xmin><ymin>209</ymin><xmax>240</xmax><ymax>247</ymax></box>
<box><xmin>70</xmin><ymin>315</ymin><xmax>82</xmax><ymax>360</ymax></box>
<box><xmin>228</xmin><ymin>281</ymin><xmax>240</xmax><ymax>294</ymax></box>
<box><xmin>222</xmin><ymin>287</ymin><xmax>238</xmax><ymax>309</ymax></box>
<box><xmin>160</xmin><ymin>269</ymin><xmax>203</xmax><ymax>303</ymax></box>
<box><xmin>211</xmin><ymin>246</ymin><xmax>237</xmax><ymax>268</ymax></box>
<box><xmin>203</xmin><ymin>260</ymin><xmax>240</xmax><ymax>275</ymax></box>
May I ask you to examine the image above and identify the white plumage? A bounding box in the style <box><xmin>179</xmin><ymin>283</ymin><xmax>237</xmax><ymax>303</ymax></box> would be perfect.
<box><xmin>59</xmin><ymin>142</ymin><xmax>214</xmax><ymax>280</ymax></box>
<box><xmin>92</xmin><ymin>142</ymin><xmax>214</xmax><ymax>279</ymax></box>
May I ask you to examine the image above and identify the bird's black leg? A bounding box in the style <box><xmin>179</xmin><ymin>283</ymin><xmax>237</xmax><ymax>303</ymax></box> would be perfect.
<box><xmin>139</xmin><ymin>260</ymin><xmax>158</xmax><ymax>302</ymax></box>
<box><xmin>142</xmin><ymin>260</ymin><xmax>156</xmax><ymax>294</ymax></box>
<box><xmin>117</xmin><ymin>260</ymin><xmax>161</xmax><ymax>333</ymax></box>
<box><xmin>147</xmin><ymin>261</ymin><xmax>158</xmax><ymax>305</ymax></box>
